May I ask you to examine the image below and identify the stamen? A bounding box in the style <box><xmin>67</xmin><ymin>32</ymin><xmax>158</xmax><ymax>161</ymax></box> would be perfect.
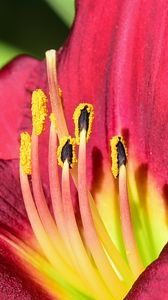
<box><xmin>20</xmin><ymin>132</ymin><xmax>32</xmax><ymax>175</ymax></box>
<box><xmin>31</xmin><ymin>92</ymin><xmax>75</xmax><ymax>268</ymax></box>
<box><xmin>19</xmin><ymin>165</ymin><xmax>88</xmax><ymax>295</ymax></box>
<box><xmin>110</xmin><ymin>135</ymin><xmax>144</xmax><ymax>276</ymax></box>
<box><xmin>31</xmin><ymin>89</ymin><xmax>48</xmax><ymax>135</ymax></box>
<box><xmin>90</xmin><ymin>198</ymin><xmax>135</xmax><ymax>286</ymax></box>
<box><xmin>31</xmin><ymin>130</ymin><xmax>74</xmax><ymax>267</ymax></box>
<box><xmin>110</xmin><ymin>135</ymin><xmax>127</xmax><ymax>178</ymax></box>
<box><xmin>77</xmin><ymin>129</ymin><xmax>127</xmax><ymax>299</ymax></box>
<box><xmin>57</xmin><ymin>136</ymin><xmax>77</xmax><ymax>169</ymax></box>
<box><xmin>73</xmin><ymin>103</ymin><xmax>94</xmax><ymax>144</ymax></box>
<box><xmin>118</xmin><ymin>164</ymin><xmax>144</xmax><ymax>276</ymax></box>
<box><xmin>50</xmin><ymin>97</ymin><xmax>134</xmax><ymax>287</ymax></box>
<box><xmin>61</xmin><ymin>159</ymin><xmax>113</xmax><ymax>300</ymax></box>
<box><xmin>48</xmin><ymin>118</ymin><xmax>77</xmax><ymax>265</ymax></box>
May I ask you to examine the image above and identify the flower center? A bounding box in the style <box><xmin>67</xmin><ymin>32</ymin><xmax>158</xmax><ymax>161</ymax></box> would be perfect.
<box><xmin>0</xmin><ymin>49</ymin><xmax>147</xmax><ymax>300</ymax></box>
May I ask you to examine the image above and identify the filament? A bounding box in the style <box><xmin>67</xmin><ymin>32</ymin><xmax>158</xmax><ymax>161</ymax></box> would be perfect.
<box><xmin>61</xmin><ymin>159</ymin><xmax>113</xmax><ymax>300</ymax></box>
<box><xmin>119</xmin><ymin>164</ymin><xmax>144</xmax><ymax>276</ymax></box>
<box><xmin>78</xmin><ymin>129</ymin><xmax>127</xmax><ymax>299</ymax></box>
<box><xmin>19</xmin><ymin>166</ymin><xmax>87</xmax><ymax>294</ymax></box>
<box><xmin>31</xmin><ymin>129</ymin><xmax>71</xmax><ymax>266</ymax></box>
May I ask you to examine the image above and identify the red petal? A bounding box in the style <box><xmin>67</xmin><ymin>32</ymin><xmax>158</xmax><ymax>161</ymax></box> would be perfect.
<box><xmin>0</xmin><ymin>55</ymin><xmax>46</xmax><ymax>159</ymax></box>
<box><xmin>0</xmin><ymin>160</ymin><xmax>56</xmax><ymax>299</ymax></box>
<box><xmin>125</xmin><ymin>243</ymin><xmax>168</xmax><ymax>300</ymax></box>
<box><xmin>1</xmin><ymin>1</ymin><xmax>168</xmax><ymax>192</ymax></box>
<box><xmin>57</xmin><ymin>0</ymin><xmax>168</xmax><ymax>192</ymax></box>
<box><xmin>0</xmin><ymin>159</ymin><xmax>35</xmax><ymax>243</ymax></box>
<box><xmin>0</xmin><ymin>56</ymin><xmax>50</xmax><ymax>190</ymax></box>
<box><xmin>0</xmin><ymin>240</ymin><xmax>54</xmax><ymax>300</ymax></box>
<box><xmin>0</xmin><ymin>159</ymin><xmax>50</xmax><ymax>248</ymax></box>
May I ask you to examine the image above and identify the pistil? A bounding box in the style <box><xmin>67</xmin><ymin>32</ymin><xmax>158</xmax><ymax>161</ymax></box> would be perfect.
<box><xmin>46</xmin><ymin>49</ymin><xmax>68</xmax><ymax>138</ymax></box>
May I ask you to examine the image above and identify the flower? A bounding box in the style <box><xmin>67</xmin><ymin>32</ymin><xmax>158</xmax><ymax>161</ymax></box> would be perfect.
<box><xmin>0</xmin><ymin>0</ymin><xmax>168</xmax><ymax>299</ymax></box>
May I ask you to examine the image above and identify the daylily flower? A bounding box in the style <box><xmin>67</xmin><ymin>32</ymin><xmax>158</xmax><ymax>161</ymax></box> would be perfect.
<box><xmin>0</xmin><ymin>0</ymin><xmax>168</xmax><ymax>299</ymax></box>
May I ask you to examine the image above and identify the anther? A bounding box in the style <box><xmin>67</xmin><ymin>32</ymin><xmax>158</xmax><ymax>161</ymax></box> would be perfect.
<box><xmin>57</xmin><ymin>136</ymin><xmax>77</xmax><ymax>168</ymax></box>
<box><xmin>20</xmin><ymin>132</ymin><xmax>32</xmax><ymax>175</ymax></box>
<box><xmin>73</xmin><ymin>103</ymin><xmax>94</xmax><ymax>144</ymax></box>
<box><xmin>31</xmin><ymin>89</ymin><xmax>48</xmax><ymax>135</ymax></box>
<box><xmin>110</xmin><ymin>136</ymin><xmax>127</xmax><ymax>178</ymax></box>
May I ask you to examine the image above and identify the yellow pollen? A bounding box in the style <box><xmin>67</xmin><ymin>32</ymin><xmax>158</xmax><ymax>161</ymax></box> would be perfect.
<box><xmin>73</xmin><ymin>103</ymin><xmax>94</xmax><ymax>144</ymax></box>
<box><xmin>57</xmin><ymin>136</ymin><xmax>77</xmax><ymax>169</ymax></box>
<box><xmin>20</xmin><ymin>132</ymin><xmax>32</xmax><ymax>175</ymax></box>
<box><xmin>50</xmin><ymin>113</ymin><xmax>57</xmax><ymax>130</ymax></box>
<box><xmin>110</xmin><ymin>135</ymin><xmax>128</xmax><ymax>178</ymax></box>
<box><xmin>31</xmin><ymin>89</ymin><xmax>48</xmax><ymax>135</ymax></box>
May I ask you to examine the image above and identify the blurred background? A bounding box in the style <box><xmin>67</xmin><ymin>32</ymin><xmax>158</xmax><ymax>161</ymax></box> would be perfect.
<box><xmin>0</xmin><ymin>0</ymin><xmax>75</xmax><ymax>67</ymax></box>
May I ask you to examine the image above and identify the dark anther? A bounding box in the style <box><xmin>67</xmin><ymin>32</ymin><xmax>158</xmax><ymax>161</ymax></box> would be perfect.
<box><xmin>78</xmin><ymin>105</ymin><xmax>89</xmax><ymax>133</ymax></box>
<box><xmin>61</xmin><ymin>140</ymin><xmax>73</xmax><ymax>168</ymax></box>
<box><xmin>117</xmin><ymin>138</ymin><xmax>127</xmax><ymax>168</ymax></box>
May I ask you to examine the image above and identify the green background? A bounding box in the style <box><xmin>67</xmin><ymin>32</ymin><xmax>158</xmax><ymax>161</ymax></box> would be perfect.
<box><xmin>0</xmin><ymin>0</ymin><xmax>74</xmax><ymax>67</ymax></box>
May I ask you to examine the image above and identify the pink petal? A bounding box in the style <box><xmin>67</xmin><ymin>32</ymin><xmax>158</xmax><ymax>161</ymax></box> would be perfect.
<box><xmin>125</xmin><ymin>243</ymin><xmax>168</xmax><ymax>300</ymax></box>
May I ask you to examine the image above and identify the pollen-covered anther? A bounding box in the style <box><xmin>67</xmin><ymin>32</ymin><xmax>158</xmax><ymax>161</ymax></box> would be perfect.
<box><xmin>20</xmin><ymin>132</ymin><xmax>32</xmax><ymax>175</ymax></box>
<box><xmin>57</xmin><ymin>136</ymin><xmax>77</xmax><ymax>169</ymax></box>
<box><xmin>73</xmin><ymin>103</ymin><xmax>94</xmax><ymax>144</ymax></box>
<box><xmin>31</xmin><ymin>89</ymin><xmax>48</xmax><ymax>135</ymax></box>
<box><xmin>110</xmin><ymin>135</ymin><xmax>128</xmax><ymax>178</ymax></box>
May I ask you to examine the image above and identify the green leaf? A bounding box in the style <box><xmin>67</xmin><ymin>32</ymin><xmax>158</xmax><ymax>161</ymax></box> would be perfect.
<box><xmin>0</xmin><ymin>41</ymin><xmax>23</xmax><ymax>68</ymax></box>
<box><xmin>44</xmin><ymin>0</ymin><xmax>75</xmax><ymax>26</ymax></box>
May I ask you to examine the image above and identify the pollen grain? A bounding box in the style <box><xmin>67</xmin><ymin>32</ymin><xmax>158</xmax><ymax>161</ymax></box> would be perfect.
<box><xmin>110</xmin><ymin>135</ymin><xmax>127</xmax><ymax>178</ymax></box>
<box><xmin>73</xmin><ymin>103</ymin><xmax>94</xmax><ymax>144</ymax></box>
<box><xmin>57</xmin><ymin>136</ymin><xmax>77</xmax><ymax>168</ymax></box>
<box><xmin>31</xmin><ymin>89</ymin><xmax>48</xmax><ymax>135</ymax></box>
<box><xmin>20</xmin><ymin>132</ymin><xmax>32</xmax><ymax>175</ymax></box>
